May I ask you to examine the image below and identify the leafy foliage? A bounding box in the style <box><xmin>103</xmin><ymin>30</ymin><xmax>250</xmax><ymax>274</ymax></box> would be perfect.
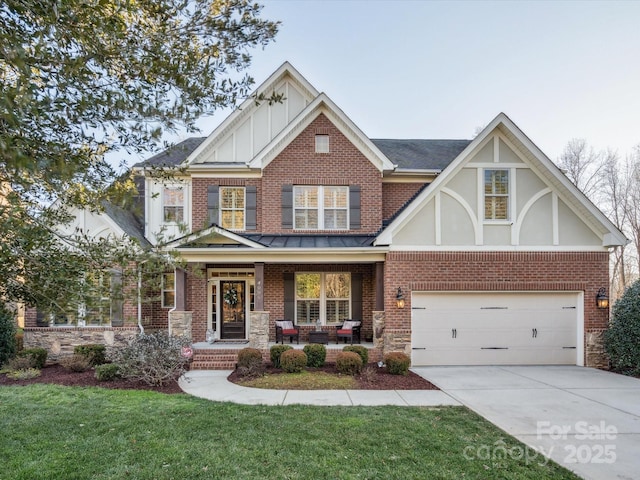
<box><xmin>95</xmin><ymin>363</ymin><xmax>120</xmax><ymax>382</ymax></box>
<box><xmin>336</xmin><ymin>351</ymin><xmax>362</xmax><ymax>375</ymax></box>
<box><xmin>605</xmin><ymin>279</ymin><xmax>640</xmax><ymax>374</ymax></box>
<box><xmin>236</xmin><ymin>347</ymin><xmax>264</xmax><ymax>378</ymax></box>
<box><xmin>5</xmin><ymin>355</ymin><xmax>34</xmax><ymax>371</ymax></box>
<box><xmin>269</xmin><ymin>344</ymin><xmax>292</xmax><ymax>369</ymax></box>
<box><xmin>303</xmin><ymin>344</ymin><xmax>326</xmax><ymax>367</ymax></box>
<box><xmin>59</xmin><ymin>354</ymin><xmax>92</xmax><ymax>372</ymax></box>
<box><xmin>110</xmin><ymin>332</ymin><xmax>191</xmax><ymax>386</ymax></box>
<box><xmin>0</xmin><ymin>303</ymin><xmax>16</xmax><ymax>365</ymax></box>
<box><xmin>279</xmin><ymin>349</ymin><xmax>306</xmax><ymax>373</ymax></box>
<box><xmin>5</xmin><ymin>367</ymin><xmax>41</xmax><ymax>380</ymax></box>
<box><xmin>384</xmin><ymin>352</ymin><xmax>410</xmax><ymax>375</ymax></box>
<box><xmin>17</xmin><ymin>347</ymin><xmax>47</xmax><ymax>369</ymax></box>
<box><xmin>343</xmin><ymin>345</ymin><xmax>368</xmax><ymax>366</ymax></box>
<box><xmin>74</xmin><ymin>344</ymin><xmax>107</xmax><ymax>366</ymax></box>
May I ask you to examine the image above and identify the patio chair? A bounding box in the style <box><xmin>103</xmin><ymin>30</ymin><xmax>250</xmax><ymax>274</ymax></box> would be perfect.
<box><xmin>336</xmin><ymin>320</ymin><xmax>361</xmax><ymax>345</ymax></box>
<box><xmin>275</xmin><ymin>319</ymin><xmax>300</xmax><ymax>344</ymax></box>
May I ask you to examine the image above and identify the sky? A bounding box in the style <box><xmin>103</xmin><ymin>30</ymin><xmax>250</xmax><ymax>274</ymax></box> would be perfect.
<box><xmin>126</xmin><ymin>0</ymin><xmax>640</xmax><ymax>166</ymax></box>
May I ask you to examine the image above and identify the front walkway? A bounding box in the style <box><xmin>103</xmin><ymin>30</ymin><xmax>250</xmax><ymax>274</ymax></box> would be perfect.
<box><xmin>178</xmin><ymin>369</ymin><xmax>460</xmax><ymax>406</ymax></box>
<box><xmin>413</xmin><ymin>366</ymin><xmax>640</xmax><ymax>480</ymax></box>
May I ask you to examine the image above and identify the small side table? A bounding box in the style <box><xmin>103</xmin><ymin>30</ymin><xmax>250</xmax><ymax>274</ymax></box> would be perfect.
<box><xmin>308</xmin><ymin>331</ymin><xmax>329</xmax><ymax>344</ymax></box>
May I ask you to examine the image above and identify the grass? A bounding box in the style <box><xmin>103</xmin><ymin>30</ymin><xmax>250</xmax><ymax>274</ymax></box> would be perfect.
<box><xmin>0</xmin><ymin>385</ymin><xmax>579</xmax><ymax>480</ymax></box>
<box><xmin>238</xmin><ymin>370</ymin><xmax>358</xmax><ymax>389</ymax></box>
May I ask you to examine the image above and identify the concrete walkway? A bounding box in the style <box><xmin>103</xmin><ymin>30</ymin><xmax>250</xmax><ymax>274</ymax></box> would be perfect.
<box><xmin>178</xmin><ymin>369</ymin><xmax>460</xmax><ymax>407</ymax></box>
<box><xmin>412</xmin><ymin>366</ymin><xmax>640</xmax><ymax>480</ymax></box>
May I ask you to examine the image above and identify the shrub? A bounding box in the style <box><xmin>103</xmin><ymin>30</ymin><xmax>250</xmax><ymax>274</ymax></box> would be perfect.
<box><xmin>6</xmin><ymin>368</ymin><xmax>41</xmax><ymax>380</ymax></box>
<box><xmin>605</xmin><ymin>280</ymin><xmax>640</xmax><ymax>375</ymax></box>
<box><xmin>95</xmin><ymin>363</ymin><xmax>120</xmax><ymax>381</ymax></box>
<box><xmin>336</xmin><ymin>351</ymin><xmax>362</xmax><ymax>375</ymax></box>
<box><xmin>74</xmin><ymin>344</ymin><xmax>107</xmax><ymax>366</ymax></box>
<box><xmin>280</xmin><ymin>349</ymin><xmax>307</xmax><ymax>373</ymax></box>
<box><xmin>0</xmin><ymin>303</ymin><xmax>16</xmax><ymax>366</ymax></box>
<box><xmin>60</xmin><ymin>354</ymin><xmax>92</xmax><ymax>372</ymax></box>
<box><xmin>270</xmin><ymin>344</ymin><xmax>292</xmax><ymax>369</ymax></box>
<box><xmin>6</xmin><ymin>355</ymin><xmax>35</xmax><ymax>371</ymax></box>
<box><xmin>359</xmin><ymin>365</ymin><xmax>377</xmax><ymax>383</ymax></box>
<box><xmin>110</xmin><ymin>332</ymin><xmax>191</xmax><ymax>386</ymax></box>
<box><xmin>384</xmin><ymin>352</ymin><xmax>410</xmax><ymax>375</ymax></box>
<box><xmin>17</xmin><ymin>348</ymin><xmax>48</xmax><ymax>369</ymax></box>
<box><xmin>15</xmin><ymin>332</ymin><xmax>23</xmax><ymax>352</ymax></box>
<box><xmin>236</xmin><ymin>347</ymin><xmax>264</xmax><ymax>378</ymax></box>
<box><xmin>303</xmin><ymin>344</ymin><xmax>326</xmax><ymax>367</ymax></box>
<box><xmin>343</xmin><ymin>345</ymin><xmax>368</xmax><ymax>366</ymax></box>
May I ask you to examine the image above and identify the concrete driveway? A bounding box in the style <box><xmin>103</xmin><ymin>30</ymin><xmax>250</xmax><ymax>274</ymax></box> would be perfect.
<box><xmin>412</xmin><ymin>366</ymin><xmax>640</xmax><ymax>480</ymax></box>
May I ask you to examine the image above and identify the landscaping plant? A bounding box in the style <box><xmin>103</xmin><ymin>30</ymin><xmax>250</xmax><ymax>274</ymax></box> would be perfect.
<box><xmin>384</xmin><ymin>352</ymin><xmax>411</xmax><ymax>375</ymax></box>
<box><xmin>280</xmin><ymin>349</ymin><xmax>306</xmax><ymax>373</ymax></box>
<box><xmin>343</xmin><ymin>345</ymin><xmax>368</xmax><ymax>366</ymax></box>
<box><xmin>303</xmin><ymin>344</ymin><xmax>326</xmax><ymax>367</ymax></box>
<box><xmin>74</xmin><ymin>344</ymin><xmax>107</xmax><ymax>366</ymax></box>
<box><xmin>17</xmin><ymin>348</ymin><xmax>48</xmax><ymax>369</ymax></box>
<box><xmin>59</xmin><ymin>354</ymin><xmax>93</xmax><ymax>372</ymax></box>
<box><xmin>95</xmin><ymin>363</ymin><xmax>120</xmax><ymax>382</ymax></box>
<box><xmin>270</xmin><ymin>344</ymin><xmax>292</xmax><ymax>368</ymax></box>
<box><xmin>336</xmin><ymin>351</ymin><xmax>362</xmax><ymax>375</ymax></box>
<box><xmin>236</xmin><ymin>347</ymin><xmax>264</xmax><ymax>378</ymax></box>
<box><xmin>605</xmin><ymin>279</ymin><xmax>640</xmax><ymax>375</ymax></box>
<box><xmin>0</xmin><ymin>303</ymin><xmax>16</xmax><ymax>366</ymax></box>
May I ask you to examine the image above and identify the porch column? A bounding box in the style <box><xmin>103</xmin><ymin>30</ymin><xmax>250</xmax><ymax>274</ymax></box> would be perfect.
<box><xmin>255</xmin><ymin>262</ymin><xmax>264</xmax><ymax>311</ymax></box>
<box><xmin>375</xmin><ymin>262</ymin><xmax>384</xmax><ymax>311</ymax></box>
<box><xmin>175</xmin><ymin>268</ymin><xmax>187</xmax><ymax>311</ymax></box>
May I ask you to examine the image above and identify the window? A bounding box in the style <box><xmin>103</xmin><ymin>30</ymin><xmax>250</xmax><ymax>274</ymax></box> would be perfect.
<box><xmin>220</xmin><ymin>187</ymin><xmax>245</xmax><ymax>230</ymax></box>
<box><xmin>315</xmin><ymin>134</ymin><xmax>329</xmax><ymax>153</ymax></box>
<box><xmin>484</xmin><ymin>169</ymin><xmax>509</xmax><ymax>220</ymax></box>
<box><xmin>162</xmin><ymin>272</ymin><xmax>175</xmax><ymax>308</ymax></box>
<box><xmin>84</xmin><ymin>273</ymin><xmax>112</xmax><ymax>326</ymax></box>
<box><xmin>163</xmin><ymin>187</ymin><xmax>184</xmax><ymax>223</ymax></box>
<box><xmin>294</xmin><ymin>186</ymin><xmax>348</xmax><ymax>230</ymax></box>
<box><xmin>295</xmin><ymin>272</ymin><xmax>350</xmax><ymax>325</ymax></box>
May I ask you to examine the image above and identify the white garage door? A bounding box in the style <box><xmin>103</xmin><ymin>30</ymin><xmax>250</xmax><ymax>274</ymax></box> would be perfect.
<box><xmin>411</xmin><ymin>292</ymin><xmax>580</xmax><ymax>366</ymax></box>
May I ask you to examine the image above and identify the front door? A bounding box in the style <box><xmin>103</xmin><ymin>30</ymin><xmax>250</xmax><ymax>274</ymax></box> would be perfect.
<box><xmin>220</xmin><ymin>280</ymin><xmax>246</xmax><ymax>339</ymax></box>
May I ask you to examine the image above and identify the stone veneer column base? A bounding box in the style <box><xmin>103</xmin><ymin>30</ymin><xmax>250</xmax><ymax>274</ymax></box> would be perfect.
<box><xmin>249</xmin><ymin>311</ymin><xmax>269</xmax><ymax>350</ymax></box>
<box><xmin>586</xmin><ymin>330</ymin><xmax>609</xmax><ymax>368</ymax></box>
<box><xmin>168</xmin><ymin>311</ymin><xmax>193</xmax><ymax>339</ymax></box>
<box><xmin>372</xmin><ymin>311</ymin><xmax>385</xmax><ymax>349</ymax></box>
<box><xmin>382</xmin><ymin>329</ymin><xmax>411</xmax><ymax>358</ymax></box>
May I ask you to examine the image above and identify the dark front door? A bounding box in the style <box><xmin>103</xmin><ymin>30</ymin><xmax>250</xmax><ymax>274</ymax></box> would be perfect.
<box><xmin>221</xmin><ymin>280</ymin><xmax>246</xmax><ymax>339</ymax></box>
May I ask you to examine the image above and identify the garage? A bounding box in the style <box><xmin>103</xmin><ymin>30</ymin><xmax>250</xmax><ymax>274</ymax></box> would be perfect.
<box><xmin>411</xmin><ymin>292</ymin><xmax>582</xmax><ymax>366</ymax></box>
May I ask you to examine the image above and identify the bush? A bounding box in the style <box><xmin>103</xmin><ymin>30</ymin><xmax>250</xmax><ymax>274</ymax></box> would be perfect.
<box><xmin>336</xmin><ymin>351</ymin><xmax>362</xmax><ymax>375</ymax></box>
<box><xmin>74</xmin><ymin>344</ymin><xmax>107</xmax><ymax>366</ymax></box>
<box><xmin>110</xmin><ymin>332</ymin><xmax>191</xmax><ymax>386</ymax></box>
<box><xmin>17</xmin><ymin>348</ymin><xmax>48</xmax><ymax>369</ymax></box>
<box><xmin>15</xmin><ymin>332</ymin><xmax>23</xmax><ymax>352</ymax></box>
<box><xmin>280</xmin><ymin>349</ymin><xmax>307</xmax><ymax>373</ymax></box>
<box><xmin>6</xmin><ymin>368</ymin><xmax>41</xmax><ymax>380</ymax></box>
<box><xmin>0</xmin><ymin>303</ymin><xmax>16</xmax><ymax>366</ymax></box>
<box><xmin>384</xmin><ymin>352</ymin><xmax>410</xmax><ymax>375</ymax></box>
<box><xmin>6</xmin><ymin>355</ymin><xmax>35</xmax><ymax>371</ymax></box>
<box><xmin>605</xmin><ymin>280</ymin><xmax>640</xmax><ymax>375</ymax></box>
<box><xmin>95</xmin><ymin>363</ymin><xmax>120</xmax><ymax>381</ymax></box>
<box><xmin>343</xmin><ymin>345</ymin><xmax>368</xmax><ymax>366</ymax></box>
<box><xmin>236</xmin><ymin>347</ymin><xmax>264</xmax><ymax>378</ymax></box>
<box><xmin>303</xmin><ymin>344</ymin><xmax>326</xmax><ymax>367</ymax></box>
<box><xmin>270</xmin><ymin>344</ymin><xmax>292</xmax><ymax>369</ymax></box>
<box><xmin>59</xmin><ymin>354</ymin><xmax>92</xmax><ymax>372</ymax></box>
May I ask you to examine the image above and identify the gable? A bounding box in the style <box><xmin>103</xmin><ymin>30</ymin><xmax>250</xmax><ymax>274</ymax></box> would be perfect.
<box><xmin>378</xmin><ymin>113</ymin><xmax>627</xmax><ymax>250</ymax></box>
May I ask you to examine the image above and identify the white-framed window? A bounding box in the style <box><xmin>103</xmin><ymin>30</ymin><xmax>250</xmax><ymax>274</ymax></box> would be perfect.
<box><xmin>295</xmin><ymin>272</ymin><xmax>350</xmax><ymax>325</ymax></box>
<box><xmin>162</xmin><ymin>272</ymin><xmax>175</xmax><ymax>308</ymax></box>
<box><xmin>163</xmin><ymin>187</ymin><xmax>184</xmax><ymax>223</ymax></box>
<box><xmin>315</xmin><ymin>134</ymin><xmax>330</xmax><ymax>153</ymax></box>
<box><xmin>294</xmin><ymin>186</ymin><xmax>348</xmax><ymax>230</ymax></box>
<box><xmin>484</xmin><ymin>169</ymin><xmax>509</xmax><ymax>220</ymax></box>
<box><xmin>220</xmin><ymin>187</ymin><xmax>245</xmax><ymax>230</ymax></box>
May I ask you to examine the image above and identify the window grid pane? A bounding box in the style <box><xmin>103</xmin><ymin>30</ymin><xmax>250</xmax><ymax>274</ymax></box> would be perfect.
<box><xmin>220</xmin><ymin>187</ymin><xmax>245</xmax><ymax>230</ymax></box>
<box><xmin>484</xmin><ymin>170</ymin><xmax>509</xmax><ymax>220</ymax></box>
<box><xmin>163</xmin><ymin>188</ymin><xmax>184</xmax><ymax>223</ymax></box>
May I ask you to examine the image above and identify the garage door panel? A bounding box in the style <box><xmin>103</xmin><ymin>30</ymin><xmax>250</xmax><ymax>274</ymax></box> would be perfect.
<box><xmin>411</xmin><ymin>292</ymin><xmax>580</xmax><ymax>366</ymax></box>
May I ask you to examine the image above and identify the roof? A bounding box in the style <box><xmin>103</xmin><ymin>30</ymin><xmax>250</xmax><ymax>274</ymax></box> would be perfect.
<box><xmin>102</xmin><ymin>202</ymin><xmax>151</xmax><ymax>248</ymax></box>
<box><xmin>134</xmin><ymin>137</ymin><xmax>206</xmax><ymax>168</ymax></box>
<box><xmin>371</xmin><ymin>139</ymin><xmax>471</xmax><ymax>171</ymax></box>
<box><xmin>244</xmin><ymin>234</ymin><xmax>377</xmax><ymax>248</ymax></box>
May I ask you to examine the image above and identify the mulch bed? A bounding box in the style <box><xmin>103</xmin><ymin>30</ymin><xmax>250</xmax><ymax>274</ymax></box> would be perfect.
<box><xmin>228</xmin><ymin>364</ymin><xmax>439</xmax><ymax>390</ymax></box>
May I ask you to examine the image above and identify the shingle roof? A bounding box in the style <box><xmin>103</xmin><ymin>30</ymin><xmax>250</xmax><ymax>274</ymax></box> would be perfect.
<box><xmin>102</xmin><ymin>202</ymin><xmax>152</xmax><ymax>249</ymax></box>
<box><xmin>133</xmin><ymin>137</ymin><xmax>206</xmax><ymax>168</ymax></box>
<box><xmin>371</xmin><ymin>139</ymin><xmax>471</xmax><ymax>171</ymax></box>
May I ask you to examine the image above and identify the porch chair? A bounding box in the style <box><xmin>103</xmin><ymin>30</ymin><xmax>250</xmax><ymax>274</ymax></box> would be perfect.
<box><xmin>275</xmin><ymin>320</ymin><xmax>300</xmax><ymax>344</ymax></box>
<box><xmin>335</xmin><ymin>320</ymin><xmax>362</xmax><ymax>345</ymax></box>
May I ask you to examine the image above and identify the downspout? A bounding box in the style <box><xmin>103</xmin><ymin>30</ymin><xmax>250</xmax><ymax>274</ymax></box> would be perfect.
<box><xmin>137</xmin><ymin>265</ymin><xmax>144</xmax><ymax>334</ymax></box>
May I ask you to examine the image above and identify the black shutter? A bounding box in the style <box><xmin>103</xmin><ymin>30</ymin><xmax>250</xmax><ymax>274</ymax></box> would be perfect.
<box><xmin>351</xmin><ymin>273</ymin><xmax>363</xmax><ymax>320</ymax></box>
<box><xmin>283</xmin><ymin>272</ymin><xmax>295</xmax><ymax>321</ymax></box>
<box><xmin>282</xmin><ymin>185</ymin><xmax>293</xmax><ymax>229</ymax></box>
<box><xmin>349</xmin><ymin>185</ymin><xmax>361</xmax><ymax>230</ymax></box>
<box><xmin>246</xmin><ymin>186</ymin><xmax>257</xmax><ymax>230</ymax></box>
<box><xmin>207</xmin><ymin>185</ymin><xmax>219</xmax><ymax>226</ymax></box>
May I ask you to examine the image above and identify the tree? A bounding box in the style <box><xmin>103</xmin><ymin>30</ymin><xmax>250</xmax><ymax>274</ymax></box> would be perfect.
<box><xmin>0</xmin><ymin>0</ymin><xmax>279</xmax><ymax>314</ymax></box>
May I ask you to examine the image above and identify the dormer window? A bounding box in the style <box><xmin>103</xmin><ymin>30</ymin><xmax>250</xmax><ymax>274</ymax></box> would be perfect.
<box><xmin>163</xmin><ymin>187</ymin><xmax>184</xmax><ymax>223</ymax></box>
<box><xmin>315</xmin><ymin>134</ymin><xmax>330</xmax><ymax>153</ymax></box>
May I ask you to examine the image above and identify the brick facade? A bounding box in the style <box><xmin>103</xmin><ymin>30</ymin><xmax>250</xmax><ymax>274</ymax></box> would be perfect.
<box><xmin>381</xmin><ymin>183</ymin><xmax>426</xmax><ymax>223</ymax></box>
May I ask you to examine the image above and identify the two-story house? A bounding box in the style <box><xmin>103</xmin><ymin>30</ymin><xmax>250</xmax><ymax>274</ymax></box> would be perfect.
<box><xmin>24</xmin><ymin>62</ymin><xmax>627</xmax><ymax>368</ymax></box>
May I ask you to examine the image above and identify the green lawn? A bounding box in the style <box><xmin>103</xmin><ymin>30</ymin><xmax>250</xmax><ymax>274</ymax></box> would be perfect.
<box><xmin>0</xmin><ymin>385</ymin><xmax>578</xmax><ymax>480</ymax></box>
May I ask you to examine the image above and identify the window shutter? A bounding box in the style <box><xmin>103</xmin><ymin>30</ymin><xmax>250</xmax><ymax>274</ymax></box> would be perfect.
<box><xmin>110</xmin><ymin>271</ymin><xmax>124</xmax><ymax>327</ymax></box>
<box><xmin>207</xmin><ymin>185</ymin><xmax>219</xmax><ymax>226</ymax></box>
<box><xmin>351</xmin><ymin>273</ymin><xmax>363</xmax><ymax>320</ymax></box>
<box><xmin>282</xmin><ymin>185</ymin><xmax>293</xmax><ymax>229</ymax></box>
<box><xmin>349</xmin><ymin>185</ymin><xmax>361</xmax><ymax>230</ymax></box>
<box><xmin>283</xmin><ymin>273</ymin><xmax>295</xmax><ymax>321</ymax></box>
<box><xmin>246</xmin><ymin>186</ymin><xmax>257</xmax><ymax>230</ymax></box>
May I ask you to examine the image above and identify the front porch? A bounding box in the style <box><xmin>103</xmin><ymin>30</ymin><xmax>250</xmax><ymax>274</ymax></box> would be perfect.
<box><xmin>190</xmin><ymin>341</ymin><xmax>381</xmax><ymax>370</ymax></box>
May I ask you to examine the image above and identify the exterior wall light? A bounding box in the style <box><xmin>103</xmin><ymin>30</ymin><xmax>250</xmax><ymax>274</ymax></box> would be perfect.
<box><xmin>395</xmin><ymin>287</ymin><xmax>405</xmax><ymax>309</ymax></box>
<box><xmin>596</xmin><ymin>287</ymin><xmax>609</xmax><ymax>309</ymax></box>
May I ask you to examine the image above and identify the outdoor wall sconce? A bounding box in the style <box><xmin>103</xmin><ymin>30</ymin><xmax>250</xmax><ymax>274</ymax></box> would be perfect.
<box><xmin>395</xmin><ymin>287</ymin><xmax>405</xmax><ymax>309</ymax></box>
<box><xmin>596</xmin><ymin>287</ymin><xmax>609</xmax><ymax>309</ymax></box>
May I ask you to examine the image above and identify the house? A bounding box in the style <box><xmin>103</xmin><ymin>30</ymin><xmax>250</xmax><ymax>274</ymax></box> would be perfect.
<box><xmin>24</xmin><ymin>62</ymin><xmax>627</xmax><ymax>368</ymax></box>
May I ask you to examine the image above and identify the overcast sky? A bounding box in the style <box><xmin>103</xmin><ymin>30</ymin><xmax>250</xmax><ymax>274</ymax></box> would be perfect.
<box><xmin>129</xmin><ymin>0</ymin><xmax>640</xmax><ymax>166</ymax></box>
